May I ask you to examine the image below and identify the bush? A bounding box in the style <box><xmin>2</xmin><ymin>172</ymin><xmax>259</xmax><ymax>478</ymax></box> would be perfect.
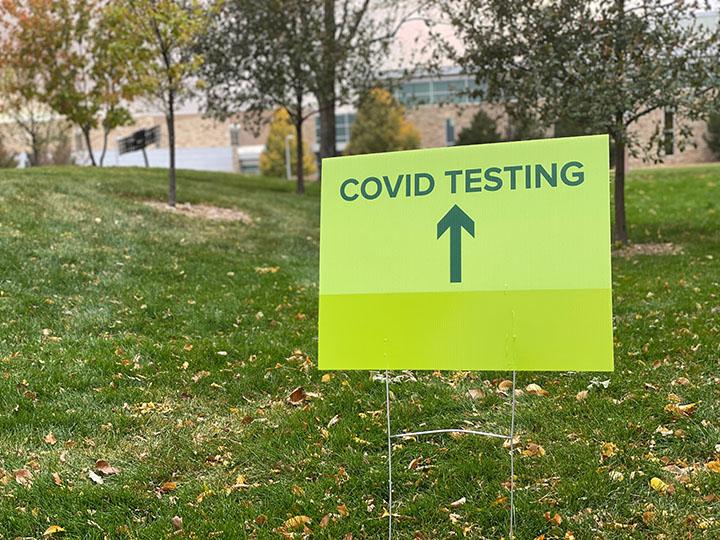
<box><xmin>259</xmin><ymin>108</ymin><xmax>316</xmax><ymax>178</ymax></box>
<box><xmin>345</xmin><ymin>88</ymin><xmax>420</xmax><ymax>155</ymax></box>
<box><xmin>456</xmin><ymin>109</ymin><xmax>501</xmax><ymax>145</ymax></box>
<box><xmin>705</xmin><ymin>111</ymin><xmax>720</xmax><ymax>159</ymax></box>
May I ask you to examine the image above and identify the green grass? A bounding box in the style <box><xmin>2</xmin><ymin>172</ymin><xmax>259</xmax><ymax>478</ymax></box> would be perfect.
<box><xmin>0</xmin><ymin>164</ymin><xmax>718</xmax><ymax>539</ymax></box>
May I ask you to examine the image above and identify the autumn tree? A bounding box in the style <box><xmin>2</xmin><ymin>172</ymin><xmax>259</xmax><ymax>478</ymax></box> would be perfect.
<box><xmin>440</xmin><ymin>0</ymin><xmax>719</xmax><ymax>243</ymax></box>
<box><xmin>111</xmin><ymin>0</ymin><xmax>207</xmax><ymax>206</ymax></box>
<box><xmin>0</xmin><ymin>0</ymin><xmax>147</xmax><ymax>167</ymax></box>
<box><xmin>199</xmin><ymin>0</ymin><xmax>316</xmax><ymax>194</ymax></box>
<box><xmin>260</xmin><ymin>109</ymin><xmax>317</xmax><ymax>179</ymax></box>
<box><xmin>345</xmin><ymin>87</ymin><xmax>420</xmax><ymax>155</ymax></box>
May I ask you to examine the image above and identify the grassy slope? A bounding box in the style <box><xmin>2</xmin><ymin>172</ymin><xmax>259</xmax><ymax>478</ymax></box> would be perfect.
<box><xmin>0</xmin><ymin>165</ymin><xmax>717</xmax><ymax>539</ymax></box>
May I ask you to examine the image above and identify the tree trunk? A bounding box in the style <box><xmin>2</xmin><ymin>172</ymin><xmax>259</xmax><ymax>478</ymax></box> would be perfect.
<box><xmin>613</xmin><ymin>136</ymin><xmax>628</xmax><ymax>244</ymax></box>
<box><xmin>166</xmin><ymin>91</ymin><xmax>177</xmax><ymax>207</ymax></box>
<box><xmin>99</xmin><ymin>126</ymin><xmax>109</xmax><ymax>167</ymax></box>
<box><xmin>83</xmin><ymin>127</ymin><xmax>97</xmax><ymax>167</ymax></box>
<box><xmin>317</xmin><ymin>0</ymin><xmax>337</xmax><ymax>178</ymax></box>
<box><xmin>295</xmin><ymin>117</ymin><xmax>305</xmax><ymax>195</ymax></box>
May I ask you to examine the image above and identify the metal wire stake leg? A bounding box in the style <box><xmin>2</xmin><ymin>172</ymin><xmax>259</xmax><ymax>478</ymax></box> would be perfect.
<box><xmin>509</xmin><ymin>371</ymin><xmax>517</xmax><ymax>539</ymax></box>
<box><xmin>385</xmin><ymin>370</ymin><xmax>393</xmax><ymax>540</ymax></box>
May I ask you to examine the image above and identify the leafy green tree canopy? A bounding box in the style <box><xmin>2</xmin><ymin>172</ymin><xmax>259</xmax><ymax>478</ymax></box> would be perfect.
<box><xmin>456</xmin><ymin>109</ymin><xmax>501</xmax><ymax>145</ymax></box>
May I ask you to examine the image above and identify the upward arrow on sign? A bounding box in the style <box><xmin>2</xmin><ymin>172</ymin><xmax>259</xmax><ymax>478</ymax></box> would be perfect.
<box><xmin>437</xmin><ymin>205</ymin><xmax>475</xmax><ymax>283</ymax></box>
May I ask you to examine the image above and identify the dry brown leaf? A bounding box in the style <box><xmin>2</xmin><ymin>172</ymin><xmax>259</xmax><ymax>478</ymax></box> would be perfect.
<box><xmin>544</xmin><ymin>511</ymin><xmax>562</xmax><ymax>525</ymax></box>
<box><xmin>526</xmin><ymin>383</ymin><xmax>549</xmax><ymax>396</ymax></box>
<box><xmin>337</xmin><ymin>503</ymin><xmax>348</xmax><ymax>516</ymax></box>
<box><xmin>497</xmin><ymin>380</ymin><xmax>513</xmax><ymax>393</ymax></box>
<box><xmin>52</xmin><ymin>472</ymin><xmax>62</xmax><ymax>486</ymax></box>
<box><xmin>321</xmin><ymin>373</ymin><xmax>332</xmax><ymax>383</ymax></box>
<box><xmin>255</xmin><ymin>514</ymin><xmax>267</xmax><ymax>525</ymax></box>
<box><xmin>95</xmin><ymin>460</ymin><xmax>120</xmax><ymax>476</ymax></box>
<box><xmin>706</xmin><ymin>460</ymin><xmax>720</xmax><ymax>474</ymax></box>
<box><xmin>14</xmin><ymin>469</ymin><xmax>33</xmax><ymax>486</ymax></box>
<box><xmin>468</xmin><ymin>388</ymin><xmax>485</xmax><ymax>400</ymax></box>
<box><xmin>450</xmin><ymin>496</ymin><xmax>466</xmax><ymax>507</ymax></box>
<box><xmin>287</xmin><ymin>386</ymin><xmax>307</xmax><ymax>405</ymax></box>
<box><xmin>171</xmin><ymin>516</ymin><xmax>183</xmax><ymax>531</ymax></box>
<box><xmin>576</xmin><ymin>390</ymin><xmax>589</xmax><ymax>401</ymax></box>
<box><xmin>255</xmin><ymin>266</ymin><xmax>280</xmax><ymax>274</ymax></box>
<box><xmin>665</xmin><ymin>402</ymin><xmax>698</xmax><ymax>417</ymax></box>
<box><xmin>522</xmin><ymin>443</ymin><xmax>546</xmax><ymax>457</ymax></box>
<box><xmin>44</xmin><ymin>432</ymin><xmax>57</xmax><ymax>445</ymax></box>
<box><xmin>158</xmin><ymin>481</ymin><xmax>177</xmax><ymax>493</ymax></box>
<box><xmin>320</xmin><ymin>514</ymin><xmax>331</xmax><ymax>528</ymax></box>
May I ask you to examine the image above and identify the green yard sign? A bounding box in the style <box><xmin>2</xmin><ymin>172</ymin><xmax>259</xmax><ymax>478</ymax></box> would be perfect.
<box><xmin>319</xmin><ymin>135</ymin><xmax>614</xmax><ymax>371</ymax></box>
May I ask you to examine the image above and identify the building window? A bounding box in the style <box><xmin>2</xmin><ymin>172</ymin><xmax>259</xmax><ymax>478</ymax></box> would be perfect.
<box><xmin>664</xmin><ymin>109</ymin><xmax>674</xmax><ymax>155</ymax></box>
<box><xmin>314</xmin><ymin>113</ymin><xmax>356</xmax><ymax>146</ymax></box>
<box><xmin>230</xmin><ymin>124</ymin><xmax>240</xmax><ymax>146</ymax></box>
<box><xmin>394</xmin><ymin>76</ymin><xmax>481</xmax><ymax>107</ymax></box>
<box><xmin>445</xmin><ymin>118</ymin><xmax>455</xmax><ymax>146</ymax></box>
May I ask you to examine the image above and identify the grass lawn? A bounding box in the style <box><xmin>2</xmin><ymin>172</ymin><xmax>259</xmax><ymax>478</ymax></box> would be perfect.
<box><xmin>0</xmin><ymin>164</ymin><xmax>718</xmax><ymax>539</ymax></box>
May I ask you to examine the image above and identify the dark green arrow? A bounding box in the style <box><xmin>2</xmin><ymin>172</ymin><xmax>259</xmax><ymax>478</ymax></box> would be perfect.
<box><xmin>437</xmin><ymin>205</ymin><xmax>475</xmax><ymax>283</ymax></box>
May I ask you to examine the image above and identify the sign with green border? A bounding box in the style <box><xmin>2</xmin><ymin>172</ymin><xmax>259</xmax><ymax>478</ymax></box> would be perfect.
<box><xmin>319</xmin><ymin>135</ymin><xmax>613</xmax><ymax>371</ymax></box>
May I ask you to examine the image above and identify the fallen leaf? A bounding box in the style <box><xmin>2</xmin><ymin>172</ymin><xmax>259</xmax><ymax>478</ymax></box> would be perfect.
<box><xmin>158</xmin><ymin>481</ymin><xmax>177</xmax><ymax>493</ymax></box>
<box><xmin>544</xmin><ymin>511</ymin><xmax>562</xmax><ymax>525</ymax></box>
<box><xmin>88</xmin><ymin>471</ymin><xmax>104</xmax><ymax>484</ymax></box>
<box><xmin>526</xmin><ymin>383</ymin><xmax>549</xmax><ymax>396</ymax></box>
<box><xmin>43</xmin><ymin>525</ymin><xmax>65</xmax><ymax>536</ymax></box>
<box><xmin>95</xmin><ymin>460</ymin><xmax>120</xmax><ymax>476</ymax></box>
<box><xmin>497</xmin><ymin>380</ymin><xmax>513</xmax><ymax>393</ymax></box>
<box><xmin>706</xmin><ymin>460</ymin><xmax>720</xmax><ymax>474</ymax></box>
<box><xmin>192</xmin><ymin>370</ymin><xmax>210</xmax><ymax>383</ymax></box>
<box><xmin>282</xmin><ymin>515</ymin><xmax>311</xmax><ymax>530</ymax></box>
<box><xmin>287</xmin><ymin>386</ymin><xmax>307</xmax><ymax>405</ymax></box>
<box><xmin>255</xmin><ymin>514</ymin><xmax>267</xmax><ymax>525</ymax></box>
<box><xmin>14</xmin><ymin>469</ymin><xmax>33</xmax><ymax>486</ymax></box>
<box><xmin>468</xmin><ymin>388</ymin><xmax>485</xmax><ymax>400</ymax></box>
<box><xmin>321</xmin><ymin>373</ymin><xmax>332</xmax><ymax>383</ymax></box>
<box><xmin>664</xmin><ymin>402</ymin><xmax>698</xmax><ymax>417</ymax></box>
<box><xmin>522</xmin><ymin>443</ymin><xmax>546</xmax><ymax>457</ymax></box>
<box><xmin>44</xmin><ymin>432</ymin><xmax>57</xmax><ymax>445</ymax></box>
<box><xmin>650</xmin><ymin>477</ymin><xmax>670</xmax><ymax>494</ymax></box>
<box><xmin>52</xmin><ymin>472</ymin><xmax>62</xmax><ymax>486</ymax></box>
<box><xmin>450</xmin><ymin>496</ymin><xmax>466</xmax><ymax>507</ymax></box>
<box><xmin>576</xmin><ymin>390</ymin><xmax>588</xmax><ymax>401</ymax></box>
<box><xmin>171</xmin><ymin>515</ymin><xmax>183</xmax><ymax>531</ymax></box>
<box><xmin>337</xmin><ymin>503</ymin><xmax>348</xmax><ymax>516</ymax></box>
<box><xmin>601</xmin><ymin>442</ymin><xmax>619</xmax><ymax>459</ymax></box>
<box><xmin>255</xmin><ymin>266</ymin><xmax>280</xmax><ymax>274</ymax></box>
